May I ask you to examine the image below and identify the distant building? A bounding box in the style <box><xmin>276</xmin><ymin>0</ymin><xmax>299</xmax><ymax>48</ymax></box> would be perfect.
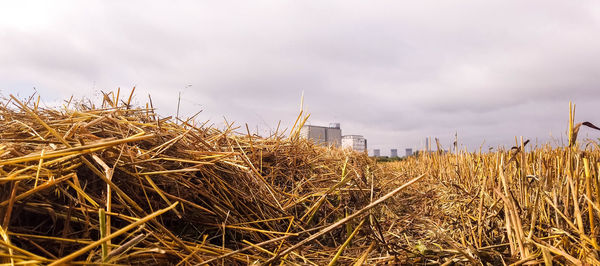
<box><xmin>390</xmin><ymin>149</ymin><xmax>398</xmax><ymax>158</ymax></box>
<box><xmin>373</xmin><ymin>149</ymin><xmax>381</xmax><ymax>157</ymax></box>
<box><xmin>342</xmin><ymin>135</ymin><xmax>367</xmax><ymax>152</ymax></box>
<box><xmin>300</xmin><ymin>123</ymin><xmax>342</xmax><ymax>147</ymax></box>
<box><xmin>405</xmin><ymin>148</ymin><xmax>413</xmax><ymax>157</ymax></box>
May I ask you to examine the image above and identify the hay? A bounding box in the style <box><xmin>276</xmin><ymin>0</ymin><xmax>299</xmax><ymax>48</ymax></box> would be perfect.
<box><xmin>4</xmin><ymin>91</ymin><xmax>598</xmax><ymax>265</ymax></box>
<box><xmin>376</xmin><ymin>104</ymin><xmax>600</xmax><ymax>265</ymax></box>
<box><xmin>0</xmin><ymin>91</ymin><xmax>421</xmax><ymax>265</ymax></box>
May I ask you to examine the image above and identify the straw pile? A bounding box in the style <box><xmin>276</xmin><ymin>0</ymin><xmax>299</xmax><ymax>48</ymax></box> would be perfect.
<box><xmin>4</xmin><ymin>91</ymin><xmax>598</xmax><ymax>265</ymax></box>
<box><xmin>0</xmin><ymin>91</ymin><xmax>425</xmax><ymax>265</ymax></box>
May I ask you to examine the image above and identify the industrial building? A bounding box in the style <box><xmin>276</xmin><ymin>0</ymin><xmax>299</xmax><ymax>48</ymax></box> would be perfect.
<box><xmin>300</xmin><ymin>123</ymin><xmax>342</xmax><ymax>147</ymax></box>
<box><xmin>390</xmin><ymin>149</ymin><xmax>398</xmax><ymax>158</ymax></box>
<box><xmin>405</xmin><ymin>148</ymin><xmax>413</xmax><ymax>157</ymax></box>
<box><xmin>342</xmin><ymin>135</ymin><xmax>367</xmax><ymax>152</ymax></box>
<box><xmin>373</xmin><ymin>149</ymin><xmax>381</xmax><ymax>157</ymax></box>
<box><xmin>300</xmin><ymin>123</ymin><xmax>370</xmax><ymax>152</ymax></box>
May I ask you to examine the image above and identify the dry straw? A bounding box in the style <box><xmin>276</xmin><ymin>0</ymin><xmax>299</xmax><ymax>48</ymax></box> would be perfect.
<box><xmin>376</xmin><ymin>102</ymin><xmax>600</xmax><ymax>264</ymax></box>
<box><xmin>2</xmin><ymin>90</ymin><xmax>598</xmax><ymax>265</ymax></box>
<box><xmin>0</xmin><ymin>89</ymin><xmax>422</xmax><ymax>265</ymax></box>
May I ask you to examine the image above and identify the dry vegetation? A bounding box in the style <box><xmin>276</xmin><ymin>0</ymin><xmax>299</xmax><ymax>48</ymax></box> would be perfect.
<box><xmin>0</xmin><ymin>91</ymin><xmax>599</xmax><ymax>265</ymax></box>
<box><xmin>377</xmin><ymin>104</ymin><xmax>600</xmax><ymax>265</ymax></box>
<box><xmin>0</xmin><ymin>90</ymin><xmax>421</xmax><ymax>265</ymax></box>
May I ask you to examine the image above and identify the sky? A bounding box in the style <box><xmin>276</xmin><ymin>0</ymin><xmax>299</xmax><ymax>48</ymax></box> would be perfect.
<box><xmin>1</xmin><ymin>1</ymin><xmax>600</xmax><ymax>155</ymax></box>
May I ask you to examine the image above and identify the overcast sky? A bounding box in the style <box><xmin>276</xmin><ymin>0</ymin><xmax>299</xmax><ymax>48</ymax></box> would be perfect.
<box><xmin>2</xmin><ymin>1</ymin><xmax>600</xmax><ymax>155</ymax></box>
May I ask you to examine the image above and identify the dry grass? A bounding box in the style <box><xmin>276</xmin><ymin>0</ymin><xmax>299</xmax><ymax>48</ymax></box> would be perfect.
<box><xmin>1</xmin><ymin>91</ymin><xmax>598</xmax><ymax>265</ymax></box>
<box><xmin>376</xmin><ymin>103</ymin><xmax>600</xmax><ymax>265</ymax></box>
<box><xmin>0</xmin><ymin>90</ymin><xmax>424</xmax><ymax>265</ymax></box>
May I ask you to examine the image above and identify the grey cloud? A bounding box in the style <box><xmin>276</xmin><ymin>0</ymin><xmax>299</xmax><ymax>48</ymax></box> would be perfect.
<box><xmin>2</xmin><ymin>0</ymin><xmax>600</xmax><ymax>154</ymax></box>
